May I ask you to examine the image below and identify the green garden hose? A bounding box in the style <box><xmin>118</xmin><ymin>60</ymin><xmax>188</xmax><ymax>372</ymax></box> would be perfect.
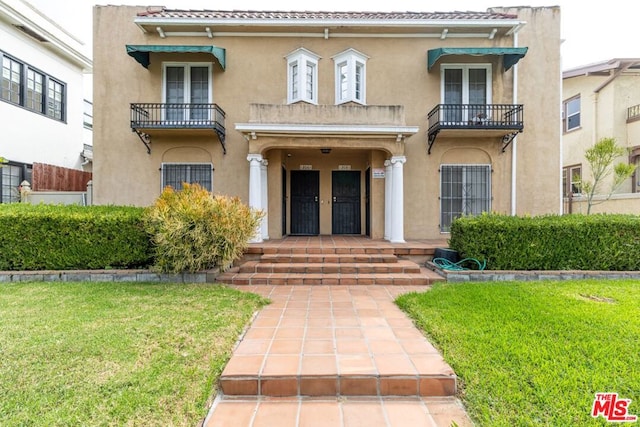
<box><xmin>432</xmin><ymin>257</ymin><xmax>487</xmax><ymax>271</ymax></box>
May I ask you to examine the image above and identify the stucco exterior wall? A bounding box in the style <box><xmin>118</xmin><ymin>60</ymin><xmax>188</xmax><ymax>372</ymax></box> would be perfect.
<box><xmin>93</xmin><ymin>6</ymin><xmax>562</xmax><ymax>239</ymax></box>
<box><xmin>0</xmin><ymin>1</ymin><xmax>90</xmax><ymax>170</ymax></box>
<box><xmin>563</xmin><ymin>70</ymin><xmax>640</xmax><ymax>197</ymax></box>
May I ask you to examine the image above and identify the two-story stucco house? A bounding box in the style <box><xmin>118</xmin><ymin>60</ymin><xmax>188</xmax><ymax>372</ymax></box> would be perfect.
<box><xmin>0</xmin><ymin>0</ymin><xmax>93</xmax><ymax>202</ymax></box>
<box><xmin>93</xmin><ymin>6</ymin><xmax>561</xmax><ymax>241</ymax></box>
<box><xmin>562</xmin><ymin>58</ymin><xmax>640</xmax><ymax>214</ymax></box>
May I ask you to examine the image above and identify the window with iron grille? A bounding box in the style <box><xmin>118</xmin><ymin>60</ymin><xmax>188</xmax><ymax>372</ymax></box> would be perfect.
<box><xmin>440</xmin><ymin>164</ymin><xmax>491</xmax><ymax>232</ymax></box>
<box><xmin>161</xmin><ymin>163</ymin><xmax>213</xmax><ymax>192</ymax></box>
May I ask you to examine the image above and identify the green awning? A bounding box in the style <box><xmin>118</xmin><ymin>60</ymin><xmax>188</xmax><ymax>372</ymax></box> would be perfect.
<box><xmin>427</xmin><ymin>47</ymin><xmax>528</xmax><ymax>72</ymax></box>
<box><xmin>126</xmin><ymin>45</ymin><xmax>226</xmax><ymax>70</ymax></box>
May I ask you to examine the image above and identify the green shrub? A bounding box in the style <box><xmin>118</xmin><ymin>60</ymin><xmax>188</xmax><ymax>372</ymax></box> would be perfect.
<box><xmin>449</xmin><ymin>213</ymin><xmax>640</xmax><ymax>271</ymax></box>
<box><xmin>0</xmin><ymin>204</ymin><xmax>152</xmax><ymax>270</ymax></box>
<box><xmin>143</xmin><ymin>183</ymin><xmax>264</xmax><ymax>273</ymax></box>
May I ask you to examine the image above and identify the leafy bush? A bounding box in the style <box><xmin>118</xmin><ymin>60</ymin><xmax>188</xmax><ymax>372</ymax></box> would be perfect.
<box><xmin>143</xmin><ymin>183</ymin><xmax>264</xmax><ymax>273</ymax></box>
<box><xmin>448</xmin><ymin>213</ymin><xmax>640</xmax><ymax>270</ymax></box>
<box><xmin>0</xmin><ymin>204</ymin><xmax>152</xmax><ymax>270</ymax></box>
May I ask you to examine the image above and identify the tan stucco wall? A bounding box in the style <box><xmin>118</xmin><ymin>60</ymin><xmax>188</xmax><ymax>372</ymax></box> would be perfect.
<box><xmin>563</xmin><ymin>71</ymin><xmax>640</xmax><ymax>196</ymax></box>
<box><xmin>569</xmin><ymin>193</ymin><xmax>640</xmax><ymax>214</ymax></box>
<box><xmin>93</xmin><ymin>6</ymin><xmax>562</xmax><ymax>239</ymax></box>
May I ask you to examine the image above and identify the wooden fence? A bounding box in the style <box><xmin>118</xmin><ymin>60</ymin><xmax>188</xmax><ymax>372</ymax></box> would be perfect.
<box><xmin>32</xmin><ymin>163</ymin><xmax>92</xmax><ymax>192</ymax></box>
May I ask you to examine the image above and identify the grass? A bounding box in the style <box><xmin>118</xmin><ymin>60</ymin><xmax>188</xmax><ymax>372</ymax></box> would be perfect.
<box><xmin>0</xmin><ymin>282</ymin><xmax>268</xmax><ymax>426</ymax></box>
<box><xmin>396</xmin><ymin>279</ymin><xmax>640</xmax><ymax>426</ymax></box>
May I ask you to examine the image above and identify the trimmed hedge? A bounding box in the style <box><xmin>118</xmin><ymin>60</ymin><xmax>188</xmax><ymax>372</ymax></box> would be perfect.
<box><xmin>449</xmin><ymin>213</ymin><xmax>640</xmax><ymax>271</ymax></box>
<box><xmin>0</xmin><ymin>204</ymin><xmax>153</xmax><ymax>270</ymax></box>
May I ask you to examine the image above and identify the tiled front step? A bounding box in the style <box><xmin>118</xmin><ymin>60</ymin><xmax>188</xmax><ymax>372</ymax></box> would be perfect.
<box><xmin>239</xmin><ymin>260</ymin><xmax>422</xmax><ymax>274</ymax></box>
<box><xmin>260</xmin><ymin>253</ymin><xmax>399</xmax><ymax>264</ymax></box>
<box><xmin>258</xmin><ymin>246</ymin><xmax>398</xmax><ymax>255</ymax></box>
<box><xmin>205</xmin><ymin>396</ymin><xmax>473</xmax><ymax>427</ymax></box>
<box><xmin>215</xmin><ymin>270</ymin><xmax>443</xmax><ymax>286</ymax></box>
<box><xmin>219</xmin><ymin>373</ymin><xmax>456</xmax><ymax>398</ymax></box>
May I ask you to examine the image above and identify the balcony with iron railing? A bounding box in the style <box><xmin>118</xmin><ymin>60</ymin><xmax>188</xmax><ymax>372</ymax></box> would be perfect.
<box><xmin>427</xmin><ymin>104</ymin><xmax>524</xmax><ymax>154</ymax></box>
<box><xmin>628</xmin><ymin>104</ymin><xmax>640</xmax><ymax>123</ymax></box>
<box><xmin>130</xmin><ymin>103</ymin><xmax>226</xmax><ymax>154</ymax></box>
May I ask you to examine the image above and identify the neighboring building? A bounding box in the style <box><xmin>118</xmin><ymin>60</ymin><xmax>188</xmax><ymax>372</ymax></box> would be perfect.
<box><xmin>562</xmin><ymin>58</ymin><xmax>640</xmax><ymax>214</ymax></box>
<box><xmin>93</xmin><ymin>6</ymin><xmax>561</xmax><ymax>241</ymax></box>
<box><xmin>0</xmin><ymin>0</ymin><xmax>92</xmax><ymax>202</ymax></box>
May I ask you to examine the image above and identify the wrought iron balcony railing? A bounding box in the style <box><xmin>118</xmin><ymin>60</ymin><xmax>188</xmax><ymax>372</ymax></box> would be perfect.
<box><xmin>427</xmin><ymin>104</ymin><xmax>524</xmax><ymax>154</ymax></box>
<box><xmin>130</xmin><ymin>103</ymin><xmax>226</xmax><ymax>154</ymax></box>
<box><xmin>628</xmin><ymin>104</ymin><xmax>640</xmax><ymax>123</ymax></box>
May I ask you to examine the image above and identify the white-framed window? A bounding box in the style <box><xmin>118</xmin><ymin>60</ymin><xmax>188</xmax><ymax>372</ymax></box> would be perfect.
<box><xmin>162</xmin><ymin>63</ymin><xmax>212</xmax><ymax>121</ymax></box>
<box><xmin>563</xmin><ymin>95</ymin><xmax>580</xmax><ymax>132</ymax></box>
<box><xmin>562</xmin><ymin>165</ymin><xmax>582</xmax><ymax>196</ymax></box>
<box><xmin>441</xmin><ymin>64</ymin><xmax>492</xmax><ymax>123</ymax></box>
<box><xmin>440</xmin><ymin>164</ymin><xmax>491</xmax><ymax>232</ymax></box>
<box><xmin>161</xmin><ymin>163</ymin><xmax>214</xmax><ymax>192</ymax></box>
<box><xmin>286</xmin><ymin>48</ymin><xmax>319</xmax><ymax>104</ymax></box>
<box><xmin>333</xmin><ymin>48</ymin><xmax>368</xmax><ymax>105</ymax></box>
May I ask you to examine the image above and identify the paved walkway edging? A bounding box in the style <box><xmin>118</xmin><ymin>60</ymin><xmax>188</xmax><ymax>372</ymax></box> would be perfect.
<box><xmin>0</xmin><ymin>269</ymin><xmax>219</xmax><ymax>283</ymax></box>
<box><xmin>427</xmin><ymin>262</ymin><xmax>640</xmax><ymax>282</ymax></box>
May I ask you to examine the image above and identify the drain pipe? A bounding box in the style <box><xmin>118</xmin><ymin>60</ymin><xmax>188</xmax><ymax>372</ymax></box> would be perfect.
<box><xmin>511</xmin><ymin>32</ymin><xmax>519</xmax><ymax>216</ymax></box>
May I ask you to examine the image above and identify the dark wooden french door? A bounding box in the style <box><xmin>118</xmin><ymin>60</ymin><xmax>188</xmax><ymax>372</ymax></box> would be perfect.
<box><xmin>332</xmin><ymin>170</ymin><xmax>361</xmax><ymax>235</ymax></box>
<box><xmin>290</xmin><ymin>170</ymin><xmax>319</xmax><ymax>235</ymax></box>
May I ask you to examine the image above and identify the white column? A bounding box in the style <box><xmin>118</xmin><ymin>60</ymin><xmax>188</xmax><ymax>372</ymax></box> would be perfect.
<box><xmin>247</xmin><ymin>154</ymin><xmax>263</xmax><ymax>243</ymax></box>
<box><xmin>390</xmin><ymin>156</ymin><xmax>406</xmax><ymax>243</ymax></box>
<box><xmin>384</xmin><ymin>160</ymin><xmax>392</xmax><ymax>241</ymax></box>
<box><xmin>260</xmin><ymin>159</ymin><xmax>269</xmax><ymax>240</ymax></box>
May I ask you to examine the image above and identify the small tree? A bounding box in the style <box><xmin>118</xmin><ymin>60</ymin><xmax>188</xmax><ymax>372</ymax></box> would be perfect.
<box><xmin>579</xmin><ymin>137</ymin><xmax>636</xmax><ymax>214</ymax></box>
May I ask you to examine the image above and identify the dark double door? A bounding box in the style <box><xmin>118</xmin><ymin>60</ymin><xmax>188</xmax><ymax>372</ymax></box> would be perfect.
<box><xmin>289</xmin><ymin>170</ymin><xmax>361</xmax><ymax>235</ymax></box>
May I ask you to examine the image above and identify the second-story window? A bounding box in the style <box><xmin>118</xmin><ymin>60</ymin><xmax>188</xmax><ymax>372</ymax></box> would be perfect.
<box><xmin>563</xmin><ymin>95</ymin><xmax>580</xmax><ymax>132</ymax></box>
<box><xmin>441</xmin><ymin>64</ymin><xmax>492</xmax><ymax>122</ymax></box>
<box><xmin>2</xmin><ymin>56</ymin><xmax>22</xmax><ymax>104</ymax></box>
<box><xmin>163</xmin><ymin>63</ymin><xmax>212</xmax><ymax>121</ymax></box>
<box><xmin>47</xmin><ymin>78</ymin><xmax>64</xmax><ymax>120</ymax></box>
<box><xmin>1</xmin><ymin>51</ymin><xmax>67</xmax><ymax>122</ymax></box>
<box><xmin>333</xmin><ymin>48</ymin><xmax>368</xmax><ymax>105</ymax></box>
<box><xmin>286</xmin><ymin>48</ymin><xmax>319</xmax><ymax>104</ymax></box>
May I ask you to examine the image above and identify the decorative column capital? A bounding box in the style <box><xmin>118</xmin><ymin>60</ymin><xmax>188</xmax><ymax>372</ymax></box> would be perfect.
<box><xmin>261</xmin><ymin>159</ymin><xmax>269</xmax><ymax>167</ymax></box>
<box><xmin>390</xmin><ymin>156</ymin><xmax>406</xmax><ymax>166</ymax></box>
<box><xmin>247</xmin><ymin>154</ymin><xmax>263</xmax><ymax>164</ymax></box>
<box><xmin>384</xmin><ymin>160</ymin><xmax>392</xmax><ymax>167</ymax></box>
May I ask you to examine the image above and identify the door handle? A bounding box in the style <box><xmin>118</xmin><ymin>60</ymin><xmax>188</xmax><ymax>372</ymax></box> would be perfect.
<box><xmin>333</xmin><ymin>196</ymin><xmax>337</xmax><ymax>202</ymax></box>
<box><xmin>314</xmin><ymin>196</ymin><xmax>318</xmax><ymax>202</ymax></box>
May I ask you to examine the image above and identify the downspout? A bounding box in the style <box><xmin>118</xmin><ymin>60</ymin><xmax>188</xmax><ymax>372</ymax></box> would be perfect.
<box><xmin>511</xmin><ymin>32</ymin><xmax>519</xmax><ymax>215</ymax></box>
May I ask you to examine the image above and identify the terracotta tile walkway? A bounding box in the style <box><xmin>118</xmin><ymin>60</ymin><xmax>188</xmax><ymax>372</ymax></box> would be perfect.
<box><xmin>204</xmin><ymin>285</ymin><xmax>473</xmax><ymax>426</ymax></box>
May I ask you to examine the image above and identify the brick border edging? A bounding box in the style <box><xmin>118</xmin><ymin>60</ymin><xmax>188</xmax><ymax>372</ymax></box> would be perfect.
<box><xmin>0</xmin><ymin>269</ymin><xmax>220</xmax><ymax>283</ymax></box>
<box><xmin>427</xmin><ymin>262</ymin><xmax>640</xmax><ymax>282</ymax></box>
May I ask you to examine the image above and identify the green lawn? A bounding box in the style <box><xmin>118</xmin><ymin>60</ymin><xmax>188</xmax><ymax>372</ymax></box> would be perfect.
<box><xmin>396</xmin><ymin>279</ymin><xmax>640</xmax><ymax>426</ymax></box>
<box><xmin>0</xmin><ymin>282</ymin><xmax>268</xmax><ymax>426</ymax></box>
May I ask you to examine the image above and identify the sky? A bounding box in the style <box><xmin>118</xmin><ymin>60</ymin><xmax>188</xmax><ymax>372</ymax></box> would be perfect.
<box><xmin>28</xmin><ymin>0</ymin><xmax>639</xmax><ymax>70</ymax></box>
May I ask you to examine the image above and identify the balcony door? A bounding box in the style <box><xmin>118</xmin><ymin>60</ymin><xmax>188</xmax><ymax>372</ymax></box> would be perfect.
<box><xmin>442</xmin><ymin>65</ymin><xmax>491</xmax><ymax>123</ymax></box>
<box><xmin>163</xmin><ymin>63</ymin><xmax>211</xmax><ymax>121</ymax></box>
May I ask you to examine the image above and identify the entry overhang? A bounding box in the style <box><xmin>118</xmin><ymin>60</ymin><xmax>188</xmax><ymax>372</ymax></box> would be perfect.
<box><xmin>125</xmin><ymin>44</ymin><xmax>226</xmax><ymax>70</ymax></box>
<box><xmin>427</xmin><ymin>47</ymin><xmax>528</xmax><ymax>72</ymax></box>
<box><xmin>235</xmin><ymin>123</ymin><xmax>419</xmax><ymax>142</ymax></box>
